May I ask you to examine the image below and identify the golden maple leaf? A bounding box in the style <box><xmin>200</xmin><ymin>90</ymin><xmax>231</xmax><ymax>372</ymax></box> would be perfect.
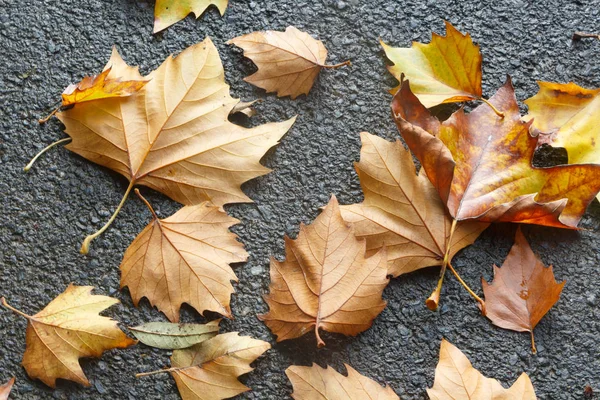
<box><xmin>120</xmin><ymin>190</ymin><xmax>248</xmax><ymax>322</ymax></box>
<box><xmin>228</xmin><ymin>26</ymin><xmax>350</xmax><ymax>99</ymax></box>
<box><xmin>55</xmin><ymin>38</ymin><xmax>295</xmax><ymax>253</ymax></box>
<box><xmin>260</xmin><ymin>196</ymin><xmax>389</xmax><ymax>347</ymax></box>
<box><xmin>1</xmin><ymin>285</ymin><xmax>135</xmax><ymax>388</ymax></box>
<box><xmin>154</xmin><ymin>0</ymin><xmax>228</xmax><ymax>33</ymax></box>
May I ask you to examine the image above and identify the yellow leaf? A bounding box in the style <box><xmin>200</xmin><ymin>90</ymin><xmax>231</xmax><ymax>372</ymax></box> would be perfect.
<box><xmin>1</xmin><ymin>285</ymin><xmax>135</xmax><ymax>388</ymax></box>
<box><xmin>381</xmin><ymin>21</ymin><xmax>482</xmax><ymax>108</ymax></box>
<box><xmin>154</xmin><ymin>0</ymin><xmax>228</xmax><ymax>33</ymax></box>
<box><xmin>228</xmin><ymin>26</ymin><xmax>350</xmax><ymax>99</ymax></box>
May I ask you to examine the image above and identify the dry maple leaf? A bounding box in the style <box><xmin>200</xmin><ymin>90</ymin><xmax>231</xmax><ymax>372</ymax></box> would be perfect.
<box><xmin>137</xmin><ymin>332</ymin><xmax>270</xmax><ymax>400</ymax></box>
<box><xmin>259</xmin><ymin>195</ymin><xmax>388</xmax><ymax>347</ymax></box>
<box><xmin>120</xmin><ymin>189</ymin><xmax>248</xmax><ymax>322</ymax></box>
<box><xmin>1</xmin><ymin>285</ymin><xmax>135</xmax><ymax>388</ymax></box>
<box><xmin>340</xmin><ymin>132</ymin><xmax>488</xmax><ymax>278</ymax></box>
<box><xmin>392</xmin><ymin>78</ymin><xmax>600</xmax><ymax>229</ymax></box>
<box><xmin>427</xmin><ymin>339</ymin><xmax>536</xmax><ymax>400</ymax></box>
<box><xmin>524</xmin><ymin>81</ymin><xmax>600</xmax><ymax>200</ymax></box>
<box><xmin>154</xmin><ymin>0</ymin><xmax>228</xmax><ymax>33</ymax></box>
<box><xmin>482</xmin><ymin>228</ymin><xmax>565</xmax><ymax>353</ymax></box>
<box><xmin>287</xmin><ymin>363</ymin><xmax>399</xmax><ymax>400</ymax></box>
<box><xmin>381</xmin><ymin>21</ymin><xmax>482</xmax><ymax>108</ymax></box>
<box><xmin>55</xmin><ymin>39</ymin><xmax>295</xmax><ymax>253</ymax></box>
<box><xmin>227</xmin><ymin>26</ymin><xmax>350</xmax><ymax>99</ymax></box>
<box><xmin>0</xmin><ymin>377</ymin><xmax>15</xmax><ymax>400</ymax></box>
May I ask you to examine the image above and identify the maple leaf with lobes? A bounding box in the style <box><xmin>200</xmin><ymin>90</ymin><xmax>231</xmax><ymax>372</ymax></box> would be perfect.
<box><xmin>154</xmin><ymin>0</ymin><xmax>228</xmax><ymax>33</ymax></box>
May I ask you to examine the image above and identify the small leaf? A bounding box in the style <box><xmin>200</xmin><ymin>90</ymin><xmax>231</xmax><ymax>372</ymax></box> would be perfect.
<box><xmin>287</xmin><ymin>363</ymin><xmax>399</xmax><ymax>400</ymax></box>
<box><xmin>129</xmin><ymin>320</ymin><xmax>220</xmax><ymax>349</ymax></box>
<box><xmin>154</xmin><ymin>0</ymin><xmax>228</xmax><ymax>33</ymax></box>
<box><xmin>0</xmin><ymin>377</ymin><xmax>15</xmax><ymax>400</ymax></box>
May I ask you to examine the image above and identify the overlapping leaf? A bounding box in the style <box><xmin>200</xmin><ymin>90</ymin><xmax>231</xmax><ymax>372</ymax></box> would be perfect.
<box><xmin>129</xmin><ymin>320</ymin><xmax>220</xmax><ymax>349</ymax></box>
<box><xmin>427</xmin><ymin>339</ymin><xmax>536</xmax><ymax>400</ymax></box>
<box><xmin>482</xmin><ymin>228</ymin><xmax>564</xmax><ymax>352</ymax></box>
<box><xmin>392</xmin><ymin>78</ymin><xmax>600</xmax><ymax>228</ymax></box>
<box><xmin>287</xmin><ymin>363</ymin><xmax>399</xmax><ymax>400</ymax></box>
<box><xmin>381</xmin><ymin>21</ymin><xmax>482</xmax><ymax>107</ymax></box>
<box><xmin>228</xmin><ymin>26</ymin><xmax>350</xmax><ymax>99</ymax></box>
<box><xmin>154</xmin><ymin>0</ymin><xmax>228</xmax><ymax>33</ymax></box>
<box><xmin>1</xmin><ymin>285</ymin><xmax>135</xmax><ymax>388</ymax></box>
<box><xmin>0</xmin><ymin>378</ymin><xmax>14</xmax><ymax>400</ymax></box>
<box><xmin>260</xmin><ymin>196</ymin><xmax>388</xmax><ymax>347</ymax></box>
<box><xmin>340</xmin><ymin>132</ymin><xmax>488</xmax><ymax>277</ymax></box>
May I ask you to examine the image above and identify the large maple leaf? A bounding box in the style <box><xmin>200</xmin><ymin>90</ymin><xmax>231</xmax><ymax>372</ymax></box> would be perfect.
<box><xmin>1</xmin><ymin>285</ymin><xmax>135</xmax><ymax>388</ymax></box>
<box><xmin>260</xmin><ymin>196</ymin><xmax>389</xmax><ymax>347</ymax></box>
<box><xmin>154</xmin><ymin>0</ymin><xmax>228</xmax><ymax>33</ymax></box>
<box><xmin>392</xmin><ymin>78</ymin><xmax>600</xmax><ymax>229</ymax></box>
<box><xmin>56</xmin><ymin>38</ymin><xmax>295</xmax><ymax>253</ymax></box>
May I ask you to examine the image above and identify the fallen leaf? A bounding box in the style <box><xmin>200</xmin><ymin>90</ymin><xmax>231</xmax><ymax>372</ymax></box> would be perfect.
<box><xmin>138</xmin><ymin>332</ymin><xmax>270</xmax><ymax>400</ymax></box>
<box><xmin>1</xmin><ymin>285</ymin><xmax>135</xmax><ymax>388</ymax></box>
<box><xmin>482</xmin><ymin>228</ymin><xmax>565</xmax><ymax>352</ymax></box>
<box><xmin>392</xmin><ymin>78</ymin><xmax>600</xmax><ymax>229</ymax></box>
<box><xmin>120</xmin><ymin>190</ymin><xmax>248</xmax><ymax>322</ymax></box>
<box><xmin>227</xmin><ymin>26</ymin><xmax>350</xmax><ymax>99</ymax></box>
<box><xmin>61</xmin><ymin>67</ymin><xmax>147</xmax><ymax>107</ymax></box>
<box><xmin>287</xmin><ymin>363</ymin><xmax>399</xmax><ymax>400</ymax></box>
<box><xmin>259</xmin><ymin>196</ymin><xmax>388</xmax><ymax>347</ymax></box>
<box><xmin>230</xmin><ymin>99</ymin><xmax>259</xmax><ymax>117</ymax></box>
<box><xmin>129</xmin><ymin>320</ymin><xmax>220</xmax><ymax>349</ymax></box>
<box><xmin>340</xmin><ymin>132</ymin><xmax>488</xmax><ymax>277</ymax></box>
<box><xmin>427</xmin><ymin>339</ymin><xmax>537</xmax><ymax>400</ymax></box>
<box><xmin>56</xmin><ymin>39</ymin><xmax>295</xmax><ymax>253</ymax></box>
<box><xmin>381</xmin><ymin>21</ymin><xmax>482</xmax><ymax>107</ymax></box>
<box><xmin>0</xmin><ymin>377</ymin><xmax>15</xmax><ymax>400</ymax></box>
<box><xmin>524</xmin><ymin>81</ymin><xmax>600</xmax><ymax>200</ymax></box>
<box><xmin>154</xmin><ymin>0</ymin><xmax>228</xmax><ymax>33</ymax></box>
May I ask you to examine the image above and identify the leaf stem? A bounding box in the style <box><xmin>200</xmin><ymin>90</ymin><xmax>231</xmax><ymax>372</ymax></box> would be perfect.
<box><xmin>80</xmin><ymin>180</ymin><xmax>135</xmax><ymax>255</ymax></box>
<box><xmin>315</xmin><ymin>325</ymin><xmax>325</xmax><ymax>348</ymax></box>
<box><xmin>136</xmin><ymin>367</ymin><xmax>178</xmax><ymax>378</ymax></box>
<box><xmin>446</xmin><ymin>262</ymin><xmax>486</xmax><ymax>315</ymax></box>
<box><xmin>1</xmin><ymin>297</ymin><xmax>31</xmax><ymax>319</ymax></box>
<box><xmin>426</xmin><ymin>219</ymin><xmax>458</xmax><ymax>310</ymax></box>
<box><xmin>479</xmin><ymin>97</ymin><xmax>504</xmax><ymax>118</ymax></box>
<box><xmin>320</xmin><ymin>60</ymin><xmax>352</xmax><ymax>69</ymax></box>
<box><xmin>38</xmin><ymin>107</ymin><xmax>60</xmax><ymax>124</ymax></box>
<box><xmin>530</xmin><ymin>331</ymin><xmax>537</xmax><ymax>354</ymax></box>
<box><xmin>135</xmin><ymin>189</ymin><xmax>159</xmax><ymax>220</ymax></box>
<box><xmin>24</xmin><ymin>138</ymin><xmax>72</xmax><ymax>172</ymax></box>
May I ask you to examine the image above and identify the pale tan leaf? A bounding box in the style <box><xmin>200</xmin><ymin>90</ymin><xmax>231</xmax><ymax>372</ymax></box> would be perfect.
<box><xmin>154</xmin><ymin>0</ymin><xmax>228</xmax><ymax>33</ymax></box>
<box><xmin>0</xmin><ymin>377</ymin><xmax>15</xmax><ymax>400</ymax></box>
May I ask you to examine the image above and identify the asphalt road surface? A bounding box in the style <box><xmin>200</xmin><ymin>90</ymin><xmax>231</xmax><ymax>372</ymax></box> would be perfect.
<box><xmin>1</xmin><ymin>0</ymin><xmax>600</xmax><ymax>399</ymax></box>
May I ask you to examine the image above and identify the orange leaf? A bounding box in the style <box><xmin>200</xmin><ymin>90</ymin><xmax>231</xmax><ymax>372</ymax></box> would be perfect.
<box><xmin>260</xmin><ymin>196</ymin><xmax>388</xmax><ymax>347</ymax></box>
<box><xmin>154</xmin><ymin>0</ymin><xmax>228</xmax><ymax>33</ymax></box>
<box><xmin>0</xmin><ymin>377</ymin><xmax>15</xmax><ymax>400</ymax></box>
<box><xmin>482</xmin><ymin>228</ymin><xmax>565</xmax><ymax>352</ymax></box>
<box><xmin>392</xmin><ymin>78</ymin><xmax>600</xmax><ymax>228</ymax></box>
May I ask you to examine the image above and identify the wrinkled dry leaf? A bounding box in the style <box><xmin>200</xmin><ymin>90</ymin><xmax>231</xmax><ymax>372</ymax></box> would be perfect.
<box><xmin>61</xmin><ymin>67</ymin><xmax>147</xmax><ymax>107</ymax></box>
<box><xmin>129</xmin><ymin>320</ymin><xmax>220</xmax><ymax>349</ymax></box>
<box><xmin>392</xmin><ymin>78</ymin><xmax>600</xmax><ymax>229</ymax></box>
<box><xmin>154</xmin><ymin>0</ymin><xmax>228</xmax><ymax>33</ymax></box>
<box><xmin>120</xmin><ymin>193</ymin><xmax>248</xmax><ymax>322</ymax></box>
<box><xmin>482</xmin><ymin>228</ymin><xmax>564</xmax><ymax>352</ymax></box>
<box><xmin>228</xmin><ymin>26</ymin><xmax>350</xmax><ymax>99</ymax></box>
<box><xmin>0</xmin><ymin>377</ymin><xmax>15</xmax><ymax>400</ymax></box>
<box><xmin>525</xmin><ymin>81</ymin><xmax>600</xmax><ymax>200</ymax></box>
<box><xmin>340</xmin><ymin>132</ymin><xmax>488</xmax><ymax>277</ymax></box>
<box><xmin>381</xmin><ymin>21</ymin><xmax>482</xmax><ymax>107</ymax></box>
<box><xmin>260</xmin><ymin>196</ymin><xmax>388</xmax><ymax>347</ymax></box>
<box><xmin>1</xmin><ymin>285</ymin><xmax>135</xmax><ymax>388</ymax></box>
<box><xmin>427</xmin><ymin>339</ymin><xmax>536</xmax><ymax>400</ymax></box>
<box><xmin>287</xmin><ymin>363</ymin><xmax>399</xmax><ymax>400</ymax></box>
<box><xmin>230</xmin><ymin>99</ymin><xmax>258</xmax><ymax>117</ymax></box>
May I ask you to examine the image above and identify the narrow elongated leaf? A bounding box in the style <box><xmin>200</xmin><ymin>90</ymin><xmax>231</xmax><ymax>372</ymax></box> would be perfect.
<box><xmin>129</xmin><ymin>320</ymin><xmax>220</xmax><ymax>349</ymax></box>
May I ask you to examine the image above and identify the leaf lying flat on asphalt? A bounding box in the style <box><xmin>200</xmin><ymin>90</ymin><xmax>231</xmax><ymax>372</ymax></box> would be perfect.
<box><xmin>260</xmin><ymin>196</ymin><xmax>388</xmax><ymax>347</ymax></box>
<box><xmin>228</xmin><ymin>26</ymin><xmax>350</xmax><ymax>99</ymax></box>
<box><xmin>120</xmin><ymin>191</ymin><xmax>248</xmax><ymax>322</ymax></box>
<box><xmin>427</xmin><ymin>339</ymin><xmax>536</xmax><ymax>400</ymax></box>
<box><xmin>340</xmin><ymin>132</ymin><xmax>488</xmax><ymax>277</ymax></box>
<box><xmin>154</xmin><ymin>0</ymin><xmax>228</xmax><ymax>33</ymax></box>
<box><xmin>392</xmin><ymin>78</ymin><xmax>600</xmax><ymax>229</ymax></box>
<box><xmin>287</xmin><ymin>363</ymin><xmax>399</xmax><ymax>400</ymax></box>
<box><xmin>0</xmin><ymin>377</ymin><xmax>15</xmax><ymax>400</ymax></box>
<box><xmin>129</xmin><ymin>320</ymin><xmax>220</xmax><ymax>350</ymax></box>
<box><xmin>482</xmin><ymin>228</ymin><xmax>565</xmax><ymax>352</ymax></box>
<box><xmin>381</xmin><ymin>21</ymin><xmax>482</xmax><ymax>107</ymax></box>
<box><xmin>1</xmin><ymin>285</ymin><xmax>135</xmax><ymax>388</ymax></box>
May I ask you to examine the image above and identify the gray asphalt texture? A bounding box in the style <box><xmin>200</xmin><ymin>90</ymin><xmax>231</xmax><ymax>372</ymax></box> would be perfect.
<box><xmin>1</xmin><ymin>0</ymin><xmax>600</xmax><ymax>399</ymax></box>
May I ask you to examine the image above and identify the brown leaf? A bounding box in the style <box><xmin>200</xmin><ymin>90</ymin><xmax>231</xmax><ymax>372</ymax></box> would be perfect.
<box><xmin>259</xmin><ymin>196</ymin><xmax>388</xmax><ymax>347</ymax></box>
<box><xmin>1</xmin><ymin>285</ymin><xmax>135</xmax><ymax>388</ymax></box>
<box><xmin>427</xmin><ymin>339</ymin><xmax>537</xmax><ymax>400</ymax></box>
<box><xmin>482</xmin><ymin>228</ymin><xmax>565</xmax><ymax>352</ymax></box>
<box><xmin>0</xmin><ymin>377</ymin><xmax>15</xmax><ymax>400</ymax></box>
<box><xmin>154</xmin><ymin>0</ymin><xmax>228</xmax><ymax>33</ymax></box>
<box><xmin>120</xmin><ymin>190</ymin><xmax>248</xmax><ymax>322</ymax></box>
<box><xmin>392</xmin><ymin>78</ymin><xmax>600</xmax><ymax>229</ymax></box>
<box><xmin>227</xmin><ymin>26</ymin><xmax>350</xmax><ymax>99</ymax></box>
<box><xmin>340</xmin><ymin>132</ymin><xmax>488</xmax><ymax>277</ymax></box>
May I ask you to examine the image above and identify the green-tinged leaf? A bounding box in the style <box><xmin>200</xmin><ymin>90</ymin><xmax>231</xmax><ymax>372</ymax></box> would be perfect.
<box><xmin>130</xmin><ymin>320</ymin><xmax>220</xmax><ymax>350</ymax></box>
